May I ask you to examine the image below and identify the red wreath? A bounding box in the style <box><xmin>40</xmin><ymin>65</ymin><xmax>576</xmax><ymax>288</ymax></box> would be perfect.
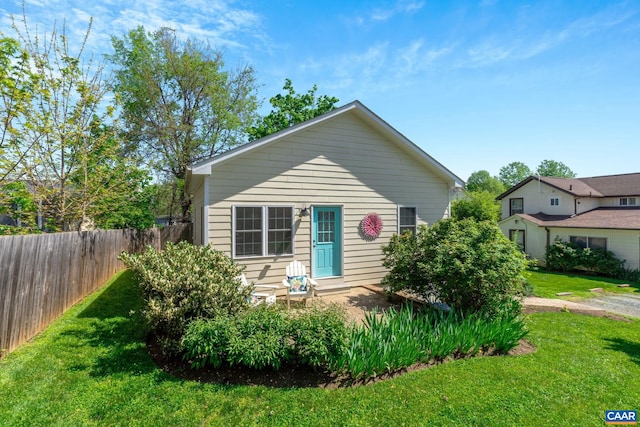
<box><xmin>360</xmin><ymin>212</ymin><xmax>383</xmax><ymax>239</ymax></box>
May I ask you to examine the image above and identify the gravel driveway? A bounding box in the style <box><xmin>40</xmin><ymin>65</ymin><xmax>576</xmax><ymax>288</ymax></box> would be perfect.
<box><xmin>579</xmin><ymin>294</ymin><xmax>640</xmax><ymax>318</ymax></box>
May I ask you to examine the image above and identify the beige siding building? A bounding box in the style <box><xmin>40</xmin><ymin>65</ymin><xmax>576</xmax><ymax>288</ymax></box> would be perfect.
<box><xmin>497</xmin><ymin>174</ymin><xmax>640</xmax><ymax>270</ymax></box>
<box><xmin>186</xmin><ymin>101</ymin><xmax>463</xmax><ymax>291</ymax></box>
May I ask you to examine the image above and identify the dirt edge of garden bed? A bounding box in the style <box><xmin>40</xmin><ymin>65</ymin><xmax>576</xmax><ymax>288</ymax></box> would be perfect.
<box><xmin>147</xmin><ymin>334</ymin><xmax>536</xmax><ymax>389</ymax></box>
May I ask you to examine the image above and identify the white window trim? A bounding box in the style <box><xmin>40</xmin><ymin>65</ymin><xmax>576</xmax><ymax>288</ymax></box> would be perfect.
<box><xmin>620</xmin><ymin>197</ymin><xmax>637</xmax><ymax>206</ymax></box>
<box><xmin>397</xmin><ymin>206</ymin><xmax>418</xmax><ymax>234</ymax></box>
<box><xmin>550</xmin><ymin>197</ymin><xmax>560</xmax><ymax>207</ymax></box>
<box><xmin>232</xmin><ymin>205</ymin><xmax>295</xmax><ymax>259</ymax></box>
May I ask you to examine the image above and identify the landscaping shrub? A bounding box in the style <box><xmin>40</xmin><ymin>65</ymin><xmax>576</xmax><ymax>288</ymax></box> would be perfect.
<box><xmin>331</xmin><ymin>302</ymin><xmax>528</xmax><ymax>380</ymax></box>
<box><xmin>227</xmin><ymin>304</ymin><xmax>291</xmax><ymax>370</ymax></box>
<box><xmin>545</xmin><ymin>238</ymin><xmax>627</xmax><ymax>279</ymax></box>
<box><xmin>544</xmin><ymin>238</ymin><xmax>580</xmax><ymax>272</ymax></box>
<box><xmin>382</xmin><ymin>219</ymin><xmax>528</xmax><ymax>316</ymax></box>
<box><xmin>182</xmin><ymin>303</ymin><xmax>348</xmax><ymax>370</ymax></box>
<box><xmin>119</xmin><ymin>241</ymin><xmax>250</xmax><ymax>354</ymax></box>
<box><xmin>290</xmin><ymin>303</ymin><xmax>348</xmax><ymax>367</ymax></box>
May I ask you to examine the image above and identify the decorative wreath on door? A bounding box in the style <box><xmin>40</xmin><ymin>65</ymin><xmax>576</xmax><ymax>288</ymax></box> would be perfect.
<box><xmin>360</xmin><ymin>212</ymin><xmax>383</xmax><ymax>240</ymax></box>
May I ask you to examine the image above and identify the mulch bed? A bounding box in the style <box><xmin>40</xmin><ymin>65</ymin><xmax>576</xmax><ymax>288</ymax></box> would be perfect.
<box><xmin>147</xmin><ymin>334</ymin><xmax>536</xmax><ymax>389</ymax></box>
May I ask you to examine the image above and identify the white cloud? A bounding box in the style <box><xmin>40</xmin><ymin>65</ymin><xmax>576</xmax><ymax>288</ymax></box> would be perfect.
<box><xmin>370</xmin><ymin>0</ymin><xmax>425</xmax><ymax>22</ymax></box>
<box><xmin>2</xmin><ymin>0</ymin><xmax>267</xmax><ymax>58</ymax></box>
<box><xmin>457</xmin><ymin>3</ymin><xmax>638</xmax><ymax>68</ymax></box>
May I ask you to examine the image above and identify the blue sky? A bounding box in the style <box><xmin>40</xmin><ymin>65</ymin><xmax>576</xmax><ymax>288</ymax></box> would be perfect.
<box><xmin>2</xmin><ymin>0</ymin><xmax>639</xmax><ymax>182</ymax></box>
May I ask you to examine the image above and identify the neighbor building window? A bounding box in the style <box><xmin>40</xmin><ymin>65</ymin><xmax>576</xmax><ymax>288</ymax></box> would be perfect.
<box><xmin>509</xmin><ymin>229</ymin><xmax>525</xmax><ymax>252</ymax></box>
<box><xmin>510</xmin><ymin>198</ymin><xmax>524</xmax><ymax>215</ymax></box>
<box><xmin>398</xmin><ymin>207</ymin><xmax>417</xmax><ymax>235</ymax></box>
<box><xmin>620</xmin><ymin>197</ymin><xmax>637</xmax><ymax>206</ymax></box>
<box><xmin>550</xmin><ymin>197</ymin><xmax>560</xmax><ymax>206</ymax></box>
<box><xmin>569</xmin><ymin>235</ymin><xmax>607</xmax><ymax>251</ymax></box>
<box><xmin>234</xmin><ymin>206</ymin><xmax>293</xmax><ymax>257</ymax></box>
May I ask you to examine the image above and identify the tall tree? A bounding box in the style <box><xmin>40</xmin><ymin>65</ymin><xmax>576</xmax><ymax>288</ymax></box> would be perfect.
<box><xmin>451</xmin><ymin>191</ymin><xmax>501</xmax><ymax>222</ymax></box>
<box><xmin>0</xmin><ymin>34</ymin><xmax>36</xmax><ymax>185</ymax></box>
<box><xmin>10</xmin><ymin>13</ymin><xmax>149</xmax><ymax>231</ymax></box>
<box><xmin>109</xmin><ymin>26</ymin><xmax>259</xmax><ymax>218</ymax></box>
<box><xmin>248</xmin><ymin>78</ymin><xmax>339</xmax><ymax>140</ymax></box>
<box><xmin>498</xmin><ymin>161</ymin><xmax>532</xmax><ymax>187</ymax></box>
<box><xmin>465</xmin><ymin>170</ymin><xmax>505</xmax><ymax>195</ymax></box>
<box><xmin>536</xmin><ymin>160</ymin><xmax>576</xmax><ymax>178</ymax></box>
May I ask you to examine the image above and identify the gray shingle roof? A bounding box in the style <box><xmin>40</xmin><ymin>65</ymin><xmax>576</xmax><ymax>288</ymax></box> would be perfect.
<box><xmin>518</xmin><ymin>207</ymin><xmax>640</xmax><ymax>230</ymax></box>
<box><xmin>497</xmin><ymin>172</ymin><xmax>640</xmax><ymax>200</ymax></box>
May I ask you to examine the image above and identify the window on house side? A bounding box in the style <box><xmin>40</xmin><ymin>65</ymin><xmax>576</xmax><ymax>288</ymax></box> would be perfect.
<box><xmin>267</xmin><ymin>207</ymin><xmax>293</xmax><ymax>255</ymax></box>
<box><xmin>620</xmin><ymin>197</ymin><xmax>637</xmax><ymax>206</ymax></box>
<box><xmin>234</xmin><ymin>206</ymin><xmax>293</xmax><ymax>257</ymax></box>
<box><xmin>588</xmin><ymin>237</ymin><xmax>607</xmax><ymax>251</ymax></box>
<box><xmin>509</xmin><ymin>229</ymin><xmax>525</xmax><ymax>252</ymax></box>
<box><xmin>550</xmin><ymin>197</ymin><xmax>560</xmax><ymax>206</ymax></box>
<box><xmin>398</xmin><ymin>207</ymin><xmax>417</xmax><ymax>235</ymax></box>
<box><xmin>510</xmin><ymin>198</ymin><xmax>523</xmax><ymax>216</ymax></box>
<box><xmin>569</xmin><ymin>235</ymin><xmax>607</xmax><ymax>251</ymax></box>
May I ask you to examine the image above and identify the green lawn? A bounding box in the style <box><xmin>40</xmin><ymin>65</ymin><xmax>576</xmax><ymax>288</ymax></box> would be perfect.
<box><xmin>527</xmin><ymin>268</ymin><xmax>640</xmax><ymax>299</ymax></box>
<box><xmin>1</xmin><ymin>270</ymin><xmax>639</xmax><ymax>426</ymax></box>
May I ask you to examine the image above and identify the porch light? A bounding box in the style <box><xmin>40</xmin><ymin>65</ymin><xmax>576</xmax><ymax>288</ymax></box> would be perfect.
<box><xmin>299</xmin><ymin>204</ymin><xmax>310</xmax><ymax>217</ymax></box>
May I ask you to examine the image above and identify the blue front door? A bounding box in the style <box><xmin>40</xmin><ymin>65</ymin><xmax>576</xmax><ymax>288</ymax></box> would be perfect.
<box><xmin>312</xmin><ymin>206</ymin><xmax>342</xmax><ymax>277</ymax></box>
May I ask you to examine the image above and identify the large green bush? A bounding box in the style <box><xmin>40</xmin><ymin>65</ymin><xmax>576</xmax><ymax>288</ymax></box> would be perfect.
<box><xmin>182</xmin><ymin>303</ymin><xmax>348</xmax><ymax>370</ymax></box>
<box><xmin>119</xmin><ymin>241</ymin><xmax>250</xmax><ymax>353</ymax></box>
<box><xmin>451</xmin><ymin>190</ymin><xmax>501</xmax><ymax>222</ymax></box>
<box><xmin>545</xmin><ymin>238</ymin><xmax>627</xmax><ymax>278</ymax></box>
<box><xmin>382</xmin><ymin>219</ymin><xmax>528</xmax><ymax>316</ymax></box>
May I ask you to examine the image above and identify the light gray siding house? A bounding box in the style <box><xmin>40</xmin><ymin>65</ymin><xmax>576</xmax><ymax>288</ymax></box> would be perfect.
<box><xmin>497</xmin><ymin>173</ymin><xmax>640</xmax><ymax>270</ymax></box>
<box><xmin>186</xmin><ymin>101</ymin><xmax>463</xmax><ymax>292</ymax></box>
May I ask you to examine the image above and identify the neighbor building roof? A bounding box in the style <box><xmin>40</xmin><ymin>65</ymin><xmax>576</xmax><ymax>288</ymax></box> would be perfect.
<box><xmin>496</xmin><ymin>172</ymin><xmax>640</xmax><ymax>200</ymax></box>
<box><xmin>514</xmin><ymin>207</ymin><xmax>640</xmax><ymax>230</ymax></box>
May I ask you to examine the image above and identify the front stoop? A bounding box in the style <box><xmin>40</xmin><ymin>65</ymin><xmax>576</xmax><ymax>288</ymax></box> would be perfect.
<box><xmin>315</xmin><ymin>283</ymin><xmax>351</xmax><ymax>297</ymax></box>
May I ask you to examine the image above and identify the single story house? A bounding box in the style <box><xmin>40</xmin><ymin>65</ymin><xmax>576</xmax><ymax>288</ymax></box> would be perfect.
<box><xmin>186</xmin><ymin>100</ymin><xmax>463</xmax><ymax>292</ymax></box>
<box><xmin>497</xmin><ymin>173</ymin><xmax>640</xmax><ymax>270</ymax></box>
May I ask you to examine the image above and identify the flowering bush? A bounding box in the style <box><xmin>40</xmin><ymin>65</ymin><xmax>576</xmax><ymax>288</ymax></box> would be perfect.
<box><xmin>119</xmin><ymin>241</ymin><xmax>250</xmax><ymax>354</ymax></box>
<box><xmin>360</xmin><ymin>212</ymin><xmax>383</xmax><ymax>239</ymax></box>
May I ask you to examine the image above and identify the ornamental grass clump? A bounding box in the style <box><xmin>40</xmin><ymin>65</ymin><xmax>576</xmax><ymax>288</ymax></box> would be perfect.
<box><xmin>119</xmin><ymin>241</ymin><xmax>250</xmax><ymax>354</ymax></box>
<box><xmin>331</xmin><ymin>303</ymin><xmax>527</xmax><ymax>380</ymax></box>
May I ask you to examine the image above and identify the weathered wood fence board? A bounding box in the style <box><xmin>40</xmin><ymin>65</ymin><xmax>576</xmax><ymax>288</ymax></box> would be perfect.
<box><xmin>0</xmin><ymin>223</ymin><xmax>192</xmax><ymax>358</ymax></box>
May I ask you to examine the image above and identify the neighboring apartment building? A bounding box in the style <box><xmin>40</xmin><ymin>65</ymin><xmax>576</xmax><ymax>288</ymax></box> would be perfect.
<box><xmin>497</xmin><ymin>173</ymin><xmax>640</xmax><ymax>270</ymax></box>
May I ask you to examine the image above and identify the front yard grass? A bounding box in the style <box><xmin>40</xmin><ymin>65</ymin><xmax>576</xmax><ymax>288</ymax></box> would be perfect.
<box><xmin>1</xmin><ymin>270</ymin><xmax>639</xmax><ymax>426</ymax></box>
<box><xmin>527</xmin><ymin>268</ymin><xmax>639</xmax><ymax>299</ymax></box>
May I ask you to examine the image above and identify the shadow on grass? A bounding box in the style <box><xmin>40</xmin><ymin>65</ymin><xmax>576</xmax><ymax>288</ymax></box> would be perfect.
<box><xmin>604</xmin><ymin>337</ymin><xmax>640</xmax><ymax>365</ymax></box>
<box><xmin>58</xmin><ymin>270</ymin><xmax>167</xmax><ymax>379</ymax></box>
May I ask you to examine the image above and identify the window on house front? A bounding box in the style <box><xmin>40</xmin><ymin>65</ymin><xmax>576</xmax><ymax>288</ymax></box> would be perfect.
<box><xmin>550</xmin><ymin>197</ymin><xmax>560</xmax><ymax>206</ymax></box>
<box><xmin>569</xmin><ymin>235</ymin><xmax>607</xmax><ymax>251</ymax></box>
<box><xmin>509</xmin><ymin>229</ymin><xmax>525</xmax><ymax>252</ymax></box>
<box><xmin>398</xmin><ymin>207</ymin><xmax>417</xmax><ymax>235</ymax></box>
<box><xmin>234</xmin><ymin>206</ymin><xmax>293</xmax><ymax>257</ymax></box>
<box><xmin>620</xmin><ymin>197</ymin><xmax>637</xmax><ymax>206</ymax></box>
<box><xmin>510</xmin><ymin>198</ymin><xmax>524</xmax><ymax>216</ymax></box>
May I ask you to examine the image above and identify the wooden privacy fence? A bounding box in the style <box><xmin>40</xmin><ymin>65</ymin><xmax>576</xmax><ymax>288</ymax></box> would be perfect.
<box><xmin>0</xmin><ymin>223</ymin><xmax>192</xmax><ymax>359</ymax></box>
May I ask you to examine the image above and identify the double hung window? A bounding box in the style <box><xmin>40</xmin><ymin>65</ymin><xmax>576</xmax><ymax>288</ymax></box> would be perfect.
<box><xmin>398</xmin><ymin>207</ymin><xmax>417</xmax><ymax>235</ymax></box>
<box><xmin>234</xmin><ymin>206</ymin><xmax>293</xmax><ymax>257</ymax></box>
